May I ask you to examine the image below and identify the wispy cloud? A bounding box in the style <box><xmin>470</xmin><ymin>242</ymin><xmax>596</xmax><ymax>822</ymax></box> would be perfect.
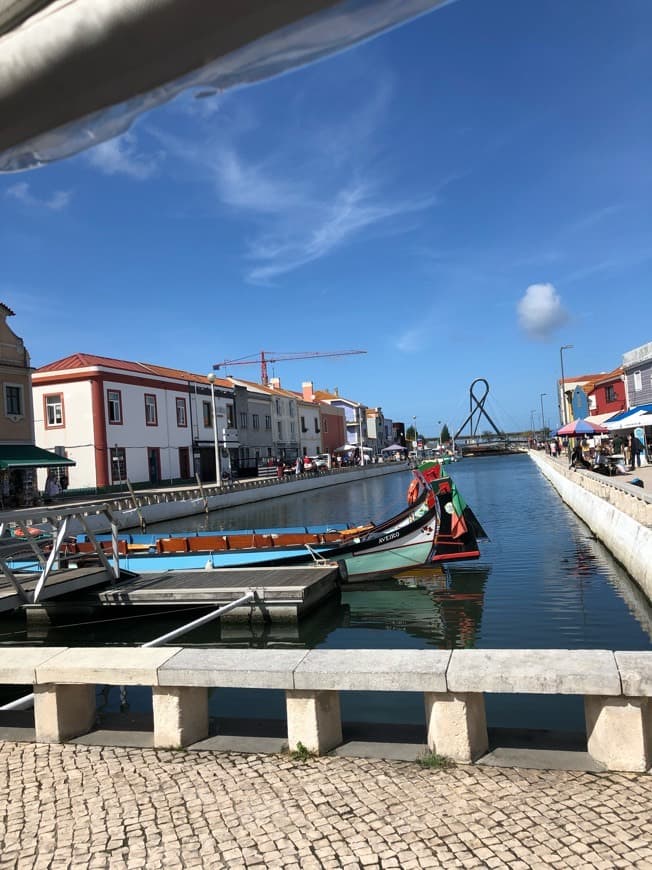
<box><xmin>85</xmin><ymin>133</ymin><xmax>161</xmax><ymax>180</ymax></box>
<box><xmin>5</xmin><ymin>182</ymin><xmax>72</xmax><ymax>211</ymax></box>
<box><xmin>566</xmin><ymin>203</ymin><xmax>624</xmax><ymax>234</ymax></box>
<box><xmin>517</xmin><ymin>282</ymin><xmax>570</xmax><ymax>340</ymax></box>
<box><xmin>151</xmin><ymin>74</ymin><xmax>439</xmax><ymax>283</ymax></box>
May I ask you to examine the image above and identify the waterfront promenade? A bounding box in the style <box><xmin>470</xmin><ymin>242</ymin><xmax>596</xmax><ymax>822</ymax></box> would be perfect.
<box><xmin>1</xmin><ymin>741</ymin><xmax>650</xmax><ymax>869</ymax></box>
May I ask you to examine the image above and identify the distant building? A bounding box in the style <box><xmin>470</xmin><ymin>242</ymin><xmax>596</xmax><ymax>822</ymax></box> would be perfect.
<box><xmin>622</xmin><ymin>341</ymin><xmax>652</xmax><ymax>408</ymax></box>
<box><xmin>584</xmin><ymin>367</ymin><xmax>626</xmax><ymax>421</ymax></box>
<box><xmin>0</xmin><ymin>304</ymin><xmax>73</xmax><ymax>506</ymax></box>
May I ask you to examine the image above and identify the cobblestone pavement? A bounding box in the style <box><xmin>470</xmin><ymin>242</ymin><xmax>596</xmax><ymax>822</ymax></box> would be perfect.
<box><xmin>0</xmin><ymin>743</ymin><xmax>651</xmax><ymax>869</ymax></box>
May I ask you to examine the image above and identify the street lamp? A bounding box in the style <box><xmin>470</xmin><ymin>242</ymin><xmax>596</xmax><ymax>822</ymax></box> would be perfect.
<box><xmin>559</xmin><ymin>345</ymin><xmax>573</xmax><ymax>426</ymax></box>
<box><xmin>206</xmin><ymin>372</ymin><xmax>222</xmax><ymax>487</ymax></box>
<box><xmin>540</xmin><ymin>393</ymin><xmax>547</xmax><ymax>438</ymax></box>
<box><xmin>412</xmin><ymin>415</ymin><xmax>417</xmax><ymax>453</ymax></box>
<box><xmin>358</xmin><ymin>406</ymin><xmax>365</xmax><ymax>466</ymax></box>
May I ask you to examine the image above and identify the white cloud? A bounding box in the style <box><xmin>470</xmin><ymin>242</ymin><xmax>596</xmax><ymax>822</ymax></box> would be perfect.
<box><xmin>5</xmin><ymin>182</ymin><xmax>72</xmax><ymax>211</ymax></box>
<box><xmin>86</xmin><ymin>133</ymin><xmax>160</xmax><ymax>180</ymax></box>
<box><xmin>517</xmin><ymin>282</ymin><xmax>569</xmax><ymax>340</ymax></box>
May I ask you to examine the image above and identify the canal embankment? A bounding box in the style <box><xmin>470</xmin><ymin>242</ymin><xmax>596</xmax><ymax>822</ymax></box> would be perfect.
<box><xmin>12</xmin><ymin>462</ymin><xmax>409</xmax><ymax>536</ymax></box>
<box><xmin>529</xmin><ymin>450</ymin><xmax>652</xmax><ymax>601</ymax></box>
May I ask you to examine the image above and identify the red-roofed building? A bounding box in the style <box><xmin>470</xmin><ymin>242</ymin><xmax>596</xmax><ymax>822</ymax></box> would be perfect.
<box><xmin>33</xmin><ymin>354</ymin><xmax>237</xmax><ymax>488</ymax></box>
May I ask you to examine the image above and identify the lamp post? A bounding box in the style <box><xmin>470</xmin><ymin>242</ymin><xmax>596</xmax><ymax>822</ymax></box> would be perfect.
<box><xmin>540</xmin><ymin>393</ymin><xmax>547</xmax><ymax>440</ymax></box>
<box><xmin>206</xmin><ymin>372</ymin><xmax>222</xmax><ymax>487</ymax></box>
<box><xmin>559</xmin><ymin>345</ymin><xmax>573</xmax><ymax>426</ymax></box>
<box><xmin>358</xmin><ymin>406</ymin><xmax>365</xmax><ymax>466</ymax></box>
<box><xmin>412</xmin><ymin>415</ymin><xmax>417</xmax><ymax>455</ymax></box>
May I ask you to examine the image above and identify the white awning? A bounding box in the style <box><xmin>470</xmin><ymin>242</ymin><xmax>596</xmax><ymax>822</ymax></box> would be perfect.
<box><xmin>605</xmin><ymin>411</ymin><xmax>652</xmax><ymax>431</ymax></box>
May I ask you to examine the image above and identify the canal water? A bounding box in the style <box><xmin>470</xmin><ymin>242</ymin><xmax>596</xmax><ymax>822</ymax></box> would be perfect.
<box><xmin>2</xmin><ymin>454</ymin><xmax>651</xmax><ymax>736</ymax></box>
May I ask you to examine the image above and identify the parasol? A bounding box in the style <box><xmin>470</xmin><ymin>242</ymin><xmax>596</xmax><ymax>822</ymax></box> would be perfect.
<box><xmin>556</xmin><ymin>419</ymin><xmax>609</xmax><ymax>436</ymax></box>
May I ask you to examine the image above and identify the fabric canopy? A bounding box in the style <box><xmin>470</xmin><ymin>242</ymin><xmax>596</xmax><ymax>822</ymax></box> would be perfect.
<box><xmin>381</xmin><ymin>443</ymin><xmax>407</xmax><ymax>451</ymax></box>
<box><xmin>605</xmin><ymin>410</ymin><xmax>652</xmax><ymax>432</ymax></box>
<box><xmin>556</xmin><ymin>419</ymin><xmax>609</xmax><ymax>436</ymax></box>
<box><xmin>0</xmin><ymin>445</ymin><xmax>75</xmax><ymax>469</ymax></box>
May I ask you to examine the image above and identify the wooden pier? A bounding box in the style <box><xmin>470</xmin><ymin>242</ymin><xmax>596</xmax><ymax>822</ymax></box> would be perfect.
<box><xmin>26</xmin><ymin>565</ymin><xmax>341</xmax><ymax>623</ymax></box>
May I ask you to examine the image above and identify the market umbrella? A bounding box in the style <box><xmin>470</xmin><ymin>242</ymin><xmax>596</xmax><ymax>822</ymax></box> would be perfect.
<box><xmin>556</xmin><ymin>419</ymin><xmax>609</xmax><ymax>436</ymax></box>
<box><xmin>381</xmin><ymin>443</ymin><xmax>407</xmax><ymax>451</ymax></box>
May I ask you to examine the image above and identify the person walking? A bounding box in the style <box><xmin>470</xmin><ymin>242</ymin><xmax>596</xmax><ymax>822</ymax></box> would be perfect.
<box><xmin>629</xmin><ymin>433</ymin><xmax>643</xmax><ymax>470</ymax></box>
<box><xmin>295</xmin><ymin>456</ymin><xmax>303</xmax><ymax>477</ymax></box>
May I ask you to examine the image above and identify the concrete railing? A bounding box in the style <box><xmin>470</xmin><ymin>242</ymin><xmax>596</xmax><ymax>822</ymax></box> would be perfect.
<box><xmin>1</xmin><ymin>647</ymin><xmax>651</xmax><ymax>772</ymax></box>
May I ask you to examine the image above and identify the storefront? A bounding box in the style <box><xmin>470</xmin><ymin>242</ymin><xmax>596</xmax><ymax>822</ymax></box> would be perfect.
<box><xmin>0</xmin><ymin>445</ymin><xmax>75</xmax><ymax>509</ymax></box>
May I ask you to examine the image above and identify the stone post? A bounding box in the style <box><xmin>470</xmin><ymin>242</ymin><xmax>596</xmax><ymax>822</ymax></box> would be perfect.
<box><xmin>286</xmin><ymin>689</ymin><xmax>342</xmax><ymax>755</ymax></box>
<box><xmin>424</xmin><ymin>692</ymin><xmax>488</xmax><ymax>763</ymax></box>
<box><xmin>585</xmin><ymin>695</ymin><xmax>651</xmax><ymax>772</ymax></box>
<box><xmin>152</xmin><ymin>686</ymin><xmax>209</xmax><ymax>748</ymax></box>
<box><xmin>33</xmin><ymin>683</ymin><xmax>96</xmax><ymax>743</ymax></box>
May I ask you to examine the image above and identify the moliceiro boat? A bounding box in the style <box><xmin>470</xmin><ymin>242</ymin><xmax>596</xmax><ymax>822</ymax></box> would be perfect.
<box><xmin>60</xmin><ymin>472</ymin><xmax>439</xmax><ymax>582</ymax></box>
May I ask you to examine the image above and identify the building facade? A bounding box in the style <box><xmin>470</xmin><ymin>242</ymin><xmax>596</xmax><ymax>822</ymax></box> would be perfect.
<box><xmin>623</xmin><ymin>342</ymin><xmax>652</xmax><ymax>408</ymax></box>
<box><xmin>33</xmin><ymin>354</ymin><xmax>236</xmax><ymax>489</ymax></box>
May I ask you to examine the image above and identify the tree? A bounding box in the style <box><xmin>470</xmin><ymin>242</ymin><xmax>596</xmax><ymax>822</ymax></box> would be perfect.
<box><xmin>440</xmin><ymin>423</ymin><xmax>450</xmax><ymax>444</ymax></box>
<box><xmin>407</xmin><ymin>425</ymin><xmax>418</xmax><ymax>442</ymax></box>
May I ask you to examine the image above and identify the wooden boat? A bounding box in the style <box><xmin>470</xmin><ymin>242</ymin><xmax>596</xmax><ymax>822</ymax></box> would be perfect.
<box><xmin>60</xmin><ymin>472</ymin><xmax>441</xmax><ymax>582</ymax></box>
<box><xmin>420</xmin><ymin>461</ymin><xmax>488</xmax><ymax>565</ymax></box>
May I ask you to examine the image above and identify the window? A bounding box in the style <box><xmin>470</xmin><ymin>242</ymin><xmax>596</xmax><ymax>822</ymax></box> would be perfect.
<box><xmin>275</xmin><ymin>398</ymin><xmax>281</xmax><ymax>415</ymax></box>
<box><xmin>314</xmin><ymin>419</ymin><xmax>320</xmax><ymax>433</ymax></box>
<box><xmin>176</xmin><ymin>397</ymin><xmax>187</xmax><ymax>427</ymax></box>
<box><xmin>252</xmin><ymin>413</ymin><xmax>260</xmax><ymax>429</ymax></box>
<box><xmin>45</xmin><ymin>393</ymin><xmax>64</xmax><ymax>427</ymax></box>
<box><xmin>605</xmin><ymin>385</ymin><xmax>616</xmax><ymax>403</ymax></box>
<box><xmin>110</xmin><ymin>447</ymin><xmax>127</xmax><ymax>482</ymax></box>
<box><xmin>301</xmin><ymin>415</ymin><xmax>307</xmax><ymax>432</ymax></box>
<box><xmin>227</xmin><ymin>405</ymin><xmax>235</xmax><ymax>428</ymax></box>
<box><xmin>265</xmin><ymin>415</ymin><xmax>271</xmax><ymax>430</ymax></box>
<box><xmin>323</xmin><ymin>418</ymin><xmax>328</xmax><ymax>433</ymax></box>
<box><xmin>277</xmin><ymin>421</ymin><xmax>283</xmax><ymax>439</ymax></box>
<box><xmin>633</xmin><ymin>371</ymin><xmax>642</xmax><ymax>391</ymax></box>
<box><xmin>4</xmin><ymin>384</ymin><xmax>23</xmax><ymax>417</ymax></box>
<box><xmin>144</xmin><ymin>393</ymin><xmax>158</xmax><ymax>426</ymax></box>
<box><xmin>203</xmin><ymin>400</ymin><xmax>212</xmax><ymax>428</ymax></box>
<box><xmin>239</xmin><ymin>411</ymin><xmax>248</xmax><ymax>429</ymax></box>
<box><xmin>290</xmin><ymin>421</ymin><xmax>296</xmax><ymax>434</ymax></box>
<box><xmin>107</xmin><ymin>389</ymin><xmax>122</xmax><ymax>424</ymax></box>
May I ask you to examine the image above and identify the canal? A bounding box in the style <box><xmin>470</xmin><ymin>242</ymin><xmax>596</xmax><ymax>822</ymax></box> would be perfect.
<box><xmin>1</xmin><ymin>454</ymin><xmax>651</xmax><ymax>735</ymax></box>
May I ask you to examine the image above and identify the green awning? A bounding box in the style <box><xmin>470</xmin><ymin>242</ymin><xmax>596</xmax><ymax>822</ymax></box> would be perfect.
<box><xmin>0</xmin><ymin>445</ymin><xmax>75</xmax><ymax>469</ymax></box>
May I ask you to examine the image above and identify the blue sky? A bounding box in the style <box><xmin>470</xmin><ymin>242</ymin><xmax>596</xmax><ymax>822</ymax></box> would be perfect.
<box><xmin>1</xmin><ymin>0</ymin><xmax>651</xmax><ymax>436</ymax></box>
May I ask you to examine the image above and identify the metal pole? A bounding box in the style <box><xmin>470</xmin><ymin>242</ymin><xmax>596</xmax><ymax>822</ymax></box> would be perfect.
<box><xmin>142</xmin><ymin>591</ymin><xmax>254</xmax><ymax>647</ymax></box>
<box><xmin>207</xmin><ymin>373</ymin><xmax>222</xmax><ymax>487</ymax></box>
<box><xmin>540</xmin><ymin>393</ymin><xmax>547</xmax><ymax>439</ymax></box>
<box><xmin>559</xmin><ymin>345</ymin><xmax>573</xmax><ymax>426</ymax></box>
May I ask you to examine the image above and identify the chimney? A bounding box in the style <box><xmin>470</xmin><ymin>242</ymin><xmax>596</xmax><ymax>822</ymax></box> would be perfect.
<box><xmin>269</xmin><ymin>377</ymin><xmax>281</xmax><ymax>390</ymax></box>
<box><xmin>302</xmin><ymin>381</ymin><xmax>314</xmax><ymax>401</ymax></box>
<box><xmin>334</xmin><ymin>386</ymin><xmax>339</xmax><ymax>397</ymax></box>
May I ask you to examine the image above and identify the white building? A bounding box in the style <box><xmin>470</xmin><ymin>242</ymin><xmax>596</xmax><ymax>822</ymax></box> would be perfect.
<box><xmin>33</xmin><ymin>354</ymin><xmax>236</xmax><ymax>489</ymax></box>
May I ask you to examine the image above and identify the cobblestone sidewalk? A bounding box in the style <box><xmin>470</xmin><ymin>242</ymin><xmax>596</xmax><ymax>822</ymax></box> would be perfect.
<box><xmin>0</xmin><ymin>742</ymin><xmax>650</xmax><ymax>869</ymax></box>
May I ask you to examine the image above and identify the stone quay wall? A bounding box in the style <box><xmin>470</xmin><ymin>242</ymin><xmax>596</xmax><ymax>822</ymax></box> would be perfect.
<box><xmin>2</xmin><ymin>646</ymin><xmax>651</xmax><ymax>773</ymax></box>
<box><xmin>529</xmin><ymin>450</ymin><xmax>652</xmax><ymax>601</ymax></box>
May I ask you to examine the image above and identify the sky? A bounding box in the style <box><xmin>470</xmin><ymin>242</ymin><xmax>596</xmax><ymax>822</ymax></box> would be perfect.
<box><xmin>1</xmin><ymin>0</ymin><xmax>651</xmax><ymax>437</ymax></box>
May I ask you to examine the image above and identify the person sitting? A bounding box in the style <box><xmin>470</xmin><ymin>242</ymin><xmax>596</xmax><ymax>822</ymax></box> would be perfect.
<box><xmin>570</xmin><ymin>445</ymin><xmax>591</xmax><ymax>470</ymax></box>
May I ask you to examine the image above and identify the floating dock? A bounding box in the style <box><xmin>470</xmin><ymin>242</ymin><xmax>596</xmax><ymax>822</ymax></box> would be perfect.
<box><xmin>25</xmin><ymin>564</ymin><xmax>341</xmax><ymax>623</ymax></box>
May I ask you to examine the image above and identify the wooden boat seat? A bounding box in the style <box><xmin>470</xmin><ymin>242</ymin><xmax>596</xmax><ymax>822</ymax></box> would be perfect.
<box><xmin>337</xmin><ymin>524</ymin><xmax>374</xmax><ymax>539</ymax></box>
<box><xmin>187</xmin><ymin>536</ymin><xmax>228</xmax><ymax>552</ymax></box>
<box><xmin>224</xmin><ymin>534</ymin><xmax>258</xmax><ymax>550</ymax></box>
<box><xmin>156</xmin><ymin>538</ymin><xmax>189</xmax><ymax>554</ymax></box>
<box><xmin>76</xmin><ymin>540</ymin><xmax>128</xmax><ymax>556</ymax></box>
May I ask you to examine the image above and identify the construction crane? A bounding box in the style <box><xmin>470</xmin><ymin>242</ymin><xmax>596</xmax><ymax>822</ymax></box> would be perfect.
<box><xmin>213</xmin><ymin>350</ymin><xmax>367</xmax><ymax>386</ymax></box>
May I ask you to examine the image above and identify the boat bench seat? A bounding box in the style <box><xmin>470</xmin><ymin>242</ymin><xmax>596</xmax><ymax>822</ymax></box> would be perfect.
<box><xmin>187</xmin><ymin>536</ymin><xmax>228</xmax><ymax>552</ymax></box>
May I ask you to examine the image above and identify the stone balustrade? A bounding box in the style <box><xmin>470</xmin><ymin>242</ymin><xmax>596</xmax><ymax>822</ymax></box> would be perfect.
<box><xmin>1</xmin><ymin>647</ymin><xmax>651</xmax><ymax>772</ymax></box>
